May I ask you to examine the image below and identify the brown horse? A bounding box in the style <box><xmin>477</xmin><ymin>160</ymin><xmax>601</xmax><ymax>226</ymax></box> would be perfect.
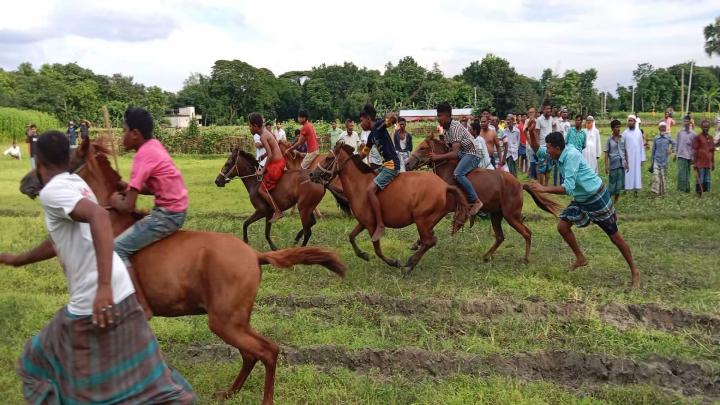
<box><xmin>309</xmin><ymin>143</ymin><xmax>470</xmax><ymax>273</ymax></box>
<box><xmin>405</xmin><ymin>134</ymin><xmax>562</xmax><ymax>262</ymax></box>
<box><xmin>20</xmin><ymin>142</ymin><xmax>347</xmax><ymax>405</ymax></box>
<box><xmin>215</xmin><ymin>147</ymin><xmax>327</xmax><ymax>250</ymax></box>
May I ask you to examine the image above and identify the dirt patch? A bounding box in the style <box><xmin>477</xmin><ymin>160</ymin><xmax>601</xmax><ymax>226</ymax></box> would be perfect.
<box><xmin>181</xmin><ymin>343</ymin><xmax>719</xmax><ymax>400</ymax></box>
<box><xmin>257</xmin><ymin>293</ymin><xmax>720</xmax><ymax>338</ymax></box>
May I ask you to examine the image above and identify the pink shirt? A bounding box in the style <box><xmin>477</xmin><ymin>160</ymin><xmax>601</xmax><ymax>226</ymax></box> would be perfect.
<box><xmin>128</xmin><ymin>139</ymin><xmax>188</xmax><ymax>212</ymax></box>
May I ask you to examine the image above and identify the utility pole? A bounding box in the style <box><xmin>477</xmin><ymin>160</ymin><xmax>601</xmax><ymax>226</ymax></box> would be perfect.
<box><xmin>680</xmin><ymin>68</ymin><xmax>685</xmax><ymax>117</ymax></box>
<box><xmin>603</xmin><ymin>91</ymin><xmax>607</xmax><ymax>120</ymax></box>
<box><xmin>630</xmin><ymin>86</ymin><xmax>635</xmax><ymax>113</ymax></box>
<box><xmin>686</xmin><ymin>61</ymin><xmax>694</xmax><ymax>114</ymax></box>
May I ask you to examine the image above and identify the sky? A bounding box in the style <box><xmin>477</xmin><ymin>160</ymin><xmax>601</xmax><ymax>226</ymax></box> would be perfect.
<box><xmin>1</xmin><ymin>0</ymin><xmax>719</xmax><ymax>94</ymax></box>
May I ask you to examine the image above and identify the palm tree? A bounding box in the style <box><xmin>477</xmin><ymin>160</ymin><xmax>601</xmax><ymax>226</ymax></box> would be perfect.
<box><xmin>700</xmin><ymin>87</ymin><xmax>720</xmax><ymax>113</ymax></box>
<box><xmin>704</xmin><ymin>16</ymin><xmax>720</xmax><ymax>57</ymax></box>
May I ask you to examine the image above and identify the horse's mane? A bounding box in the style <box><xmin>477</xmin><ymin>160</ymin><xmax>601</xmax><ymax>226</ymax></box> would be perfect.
<box><xmin>337</xmin><ymin>144</ymin><xmax>375</xmax><ymax>174</ymax></box>
<box><xmin>84</xmin><ymin>142</ymin><xmax>122</xmax><ymax>188</ymax></box>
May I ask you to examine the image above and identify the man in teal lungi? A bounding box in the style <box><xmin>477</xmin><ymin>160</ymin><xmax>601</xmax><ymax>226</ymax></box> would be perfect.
<box><xmin>530</xmin><ymin>132</ymin><xmax>640</xmax><ymax>288</ymax></box>
<box><xmin>0</xmin><ymin>131</ymin><xmax>195</xmax><ymax>404</ymax></box>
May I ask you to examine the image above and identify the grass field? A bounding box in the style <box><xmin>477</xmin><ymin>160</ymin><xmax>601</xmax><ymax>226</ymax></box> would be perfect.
<box><xmin>0</xmin><ymin>141</ymin><xmax>719</xmax><ymax>404</ymax></box>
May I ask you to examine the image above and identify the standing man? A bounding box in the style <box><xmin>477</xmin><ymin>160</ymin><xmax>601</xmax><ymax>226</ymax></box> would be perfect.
<box><xmin>664</xmin><ymin>110</ymin><xmax>675</xmax><ymax>134</ymax></box>
<box><xmin>431</xmin><ymin>102</ymin><xmax>484</xmax><ymax>215</ymax></box>
<box><xmin>582</xmin><ymin>116</ymin><xmax>601</xmax><ymax>173</ymax></box>
<box><xmin>557</xmin><ymin>108</ymin><xmax>571</xmax><ymax>136</ymax></box>
<box><xmin>604</xmin><ymin>120</ymin><xmax>628</xmax><ymax>204</ymax></box>
<box><xmin>502</xmin><ymin>114</ymin><xmax>520</xmax><ymax>176</ymax></box>
<box><xmin>1</xmin><ymin>131</ymin><xmax>196</xmax><ymax>404</ymax></box>
<box><xmin>338</xmin><ymin>119</ymin><xmax>362</xmax><ymax>152</ymax></box>
<box><xmin>393</xmin><ymin>117</ymin><xmax>413</xmax><ymax>171</ymax></box>
<box><xmin>470</xmin><ymin>121</ymin><xmax>492</xmax><ymax>169</ymax></box>
<box><xmin>650</xmin><ymin>122</ymin><xmax>675</xmax><ymax>196</ymax></box>
<box><xmin>26</xmin><ymin>124</ymin><xmax>38</xmax><ymax>169</ymax></box>
<box><xmin>675</xmin><ymin>115</ymin><xmax>696</xmax><ymax>193</ymax></box>
<box><xmin>329</xmin><ymin>120</ymin><xmax>344</xmax><ymax>147</ymax></box>
<box><xmin>533</xmin><ymin>105</ymin><xmax>555</xmax><ymax>185</ymax></box>
<box><xmin>273</xmin><ymin>120</ymin><xmax>287</xmax><ymax>142</ymax></box>
<box><xmin>692</xmin><ymin>120</ymin><xmax>715</xmax><ymax>196</ymax></box>
<box><xmin>66</xmin><ymin>121</ymin><xmax>78</xmax><ymax>150</ymax></box>
<box><xmin>79</xmin><ymin>120</ymin><xmax>90</xmax><ymax>146</ymax></box>
<box><xmin>480</xmin><ymin>117</ymin><xmax>502</xmax><ymax>169</ymax></box>
<box><xmin>525</xmin><ymin>107</ymin><xmax>538</xmax><ymax>179</ymax></box>
<box><xmin>622</xmin><ymin>115</ymin><xmax>645</xmax><ymax>194</ymax></box>
<box><xmin>285</xmin><ymin>110</ymin><xmax>319</xmax><ymax>170</ymax></box>
<box><xmin>565</xmin><ymin>114</ymin><xmax>587</xmax><ymax>152</ymax></box>
<box><xmin>531</xmin><ymin>132</ymin><xmax>640</xmax><ymax>288</ymax></box>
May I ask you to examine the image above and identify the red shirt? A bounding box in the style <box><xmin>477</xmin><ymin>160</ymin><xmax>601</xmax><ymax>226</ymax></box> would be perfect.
<box><xmin>692</xmin><ymin>134</ymin><xmax>715</xmax><ymax>169</ymax></box>
<box><xmin>518</xmin><ymin>122</ymin><xmax>526</xmax><ymax>144</ymax></box>
<box><xmin>301</xmin><ymin>121</ymin><xmax>318</xmax><ymax>153</ymax></box>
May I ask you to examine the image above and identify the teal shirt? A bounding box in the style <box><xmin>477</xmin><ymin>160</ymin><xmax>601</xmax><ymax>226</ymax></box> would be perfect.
<box><xmin>558</xmin><ymin>145</ymin><xmax>602</xmax><ymax>202</ymax></box>
<box><xmin>330</xmin><ymin>128</ymin><xmax>344</xmax><ymax>145</ymax></box>
<box><xmin>565</xmin><ymin>127</ymin><xmax>586</xmax><ymax>152</ymax></box>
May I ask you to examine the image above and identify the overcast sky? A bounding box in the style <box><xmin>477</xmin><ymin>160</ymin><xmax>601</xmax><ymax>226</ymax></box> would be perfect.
<box><xmin>1</xmin><ymin>0</ymin><xmax>718</xmax><ymax>94</ymax></box>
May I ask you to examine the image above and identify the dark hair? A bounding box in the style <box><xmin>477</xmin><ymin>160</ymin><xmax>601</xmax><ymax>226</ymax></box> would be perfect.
<box><xmin>124</xmin><ymin>108</ymin><xmax>153</xmax><ymax>139</ymax></box>
<box><xmin>543</xmin><ymin>104</ymin><xmax>551</xmax><ymax>109</ymax></box>
<box><xmin>481</xmin><ymin>108</ymin><xmax>490</xmax><ymax>114</ymax></box>
<box><xmin>398</xmin><ymin>117</ymin><xmax>406</xmax><ymax>123</ymax></box>
<box><xmin>545</xmin><ymin>131</ymin><xmax>565</xmax><ymax>149</ymax></box>
<box><xmin>436</xmin><ymin>102</ymin><xmax>452</xmax><ymax>115</ymax></box>
<box><xmin>360</xmin><ymin>103</ymin><xmax>376</xmax><ymax>120</ymax></box>
<box><xmin>29</xmin><ymin>123</ymin><xmax>37</xmax><ymax>129</ymax></box>
<box><xmin>345</xmin><ymin>118</ymin><xmax>353</xmax><ymax>124</ymax></box>
<box><xmin>610</xmin><ymin>119</ymin><xmax>621</xmax><ymax>128</ymax></box>
<box><xmin>36</xmin><ymin>130</ymin><xmax>69</xmax><ymax>167</ymax></box>
<box><xmin>248</xmin><ymin>112</ymin><xmax>264</xmax><ymax>127</ymax></box>
<box><xmin>265</xmin><ymin>121</ymin><xmax>272</xmax><ymax>127</ymax></box>
<box><xmin>298</xmin><ymin>109</ymin><xmax>309</xmax><ymax>119</ymax></box>
<box><xmin>471</xmin><ymin>121</ymin><xmax>481</xmax><ymax>132</ymax></box>
<box><xmin>294</xmin><ymin>129</ymin><xmax>301</xmax><ymax>135</ymax></box>
<box><xmin>575</xmin><ymin>114</ymin><xmax>582</xmax><ymax>120</ymax></box>
<box><xmin>683</xmin><ymin>115</ymin><xmax>691</xmax><ymax>121</ymax></box>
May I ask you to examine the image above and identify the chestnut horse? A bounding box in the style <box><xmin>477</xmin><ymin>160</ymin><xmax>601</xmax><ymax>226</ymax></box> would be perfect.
<box><xmin>215</xmin><ymin>147</ymin><xmax>326</xmax><ymax>250</ymax></box>
<box><xmin>19</xmin><ymin>143</ymin><xmax>347</xmax><ymax>405</ymax></box>
<box><xmin>309</xmin><ymin>143</ymin><xmax>470</xmax><ymax>273</ymax></box>
<box><xmin>405</xmin><ymin>134</ymin><xmax>562</xmax><ymax>262</ymax></box>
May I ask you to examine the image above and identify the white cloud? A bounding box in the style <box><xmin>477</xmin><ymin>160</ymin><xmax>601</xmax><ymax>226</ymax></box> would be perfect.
<box><xmin>0</xmin><ymin>0</ymin><xmax>718</xmax><ymax>93</ymax></box>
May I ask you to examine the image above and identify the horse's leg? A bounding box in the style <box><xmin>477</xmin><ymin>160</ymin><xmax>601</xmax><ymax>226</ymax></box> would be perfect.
<box><xmin>482</xmin><ymin>213</ymin><xmax>505</xmax><ymax>262</ymax></box>
<box><xmin>264</xmin><ymin>217</ymin><xmax>278</xmax><ymax>251</ymax></box>
<box><xmin>299</xmin><ymin>209</ymin><xmax>317</xmax><ymax>246</ymax></box>
<box><xmin>293</xmin><ymin>228</ymin><xmax>304</xmax><ymax>245</ymax></box>
<box><xmin>404</xmin><ymin>220</ymin><xmax>438</xmax><ymax>274</ymax></box>
<box><xmin>243</xmin><ymin>210</ymin><xmax>265</xmax><ymax>244</ymax></box>
<box><xmin>409</xmin><ymin>239</ymin><xmax>421</xmax><ymax>251</ymax></box>
<box><xmin>505</xmin><ymin>213</ymin><xmax>532</xmax><ymax>263</ymax></box>
<box><xmin>349</xmin><ymin>222</ymin><xmax>369</xmax><ymax>261</ymax></box>
<box><xmin>372</xmin><ymin>239</ymin><xmax>401</xmax><ymax>267</ymax></box>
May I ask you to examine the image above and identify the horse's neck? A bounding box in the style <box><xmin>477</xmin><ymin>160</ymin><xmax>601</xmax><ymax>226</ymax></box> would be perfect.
<box><xmin>434</xmin><ymin>160</ymin><xmax>457</xmax><ymax>183</ymax></box>
<box><xmin>337</xmin><ymin>157</ymin><xmax>374</xmax><ymax>206</ymax></box>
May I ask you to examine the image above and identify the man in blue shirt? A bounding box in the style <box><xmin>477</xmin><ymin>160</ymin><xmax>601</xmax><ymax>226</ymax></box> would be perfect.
<box><xmin>530</xmin><ymin>132</ymin><xmax>640</xmax><ymax>288</ymax></box>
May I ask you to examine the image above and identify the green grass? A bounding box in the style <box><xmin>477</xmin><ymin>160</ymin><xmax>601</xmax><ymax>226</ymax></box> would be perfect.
<box><xmin>0</xmin><ymin>151</ymin><xmax>718</xmax><ymax>404</ymax></box>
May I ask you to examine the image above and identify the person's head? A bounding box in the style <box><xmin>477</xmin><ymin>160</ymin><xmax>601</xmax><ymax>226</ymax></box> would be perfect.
<box><xmin>658</xmin><ymin>122</ymin><xmax>668</xmax><ymax>134</ymax></box>
<box><xmin>627</xmin><ymin>115</ymin><xmax>636</xmax><ymax>130</ymax></box>
<box><xmin>264</xmin><ymin>121</ymin><xmax>272</xmax><ymax>131</ymax></box>
<box><xmin>398</xmin><ymin>117</ymin><xmax>407</xmax><ymax>131</ymax></box>
<box><xmin>345</xmin><ymin>118</ymin><xmax>354</xmax><ymax>133</ymax></box>
<box><xmin>460</xmin><ymin>116</ymin><xmax>468</xmax><ymax>126</ymax></box>
<box><xmin>275</xmin><ymin>120</ymin><xmax>282</xmax><ymax>129</ymax></box>
<box><xmin>545</xmin><ymin>131</ymin><xmax>565</xmax><ymax>160</ymax></box>
<box><xmin>294</xmin><ymin>128</ymin><xmax>301</xmax><ymax>136</ymax></box>
<box><xmin>561</xmin><ymin>108</ymin><xmax>569</xmax><ymax>120</ymax></box>
<box><xmin>385</xmin><ymin>112</ymin><xmax>397</xmax><ymax>128</ymax></box>
<box><xmin>585</xmin><ymin>115</ymin><xmax>594</xmax><ymax>129</ymax></box>
<box><xmin>683</xmin><ymin>115</ymin><xmax>691</xmax><ymax>129</ymax></box>
<box><xmin>664</xmin><ymin>111</ymin><xmax>670</xmax><ymax>119</ymax></box>
<box><xmin>68</xmin><ymin>121</ymin><xmax>75</xmax><ymax>127</ymax></box>
<box><xmin>481</xmin><ymin>109</ymin><xmax>491</xmax><ymax>120</ymax></box>
<box><xmin>480</xmin><ymin>116</ymin><xmax>489</xmax><ymax>130</ymax></box>
<box><xmin>436</xmin><ymin>102</ymin><xmax>452</xmax><ymax>129</ymax></box>
<box><xmin>122</xmin><ymin>107</ymin><xmax>153</xmax><ymax>151</ymax></box>
<box><xmin>490</xmin><ymin>116</ymin><xmax>498</xmax><ymax>127</ymax></box>
<box><xmin>12</xmin><ymin>141</ymin><xmax>17</xmax><ymax>147</ymax></box>
<box><xmin>542</xmin><ymin>104</ymin><xmax>551</xmax><ymax>117</ymax></box>
<box><xmin>298</xmin><ymin>109</ymin><xmax>309</xmax><ymax>124</ymax></box>
<box><xmin>527</xmin><ymin>107</ymin><xmax>536</xmax><ymax>118</ymax></box>
<box><xmin>28</xmin><ymin>124</ymin><xmax>37</xmax><ymax>136</ymax></box>
<box><xmin>701</xmin><ymin>119</ymin><xmax>710</xmax><ymax>134</ymax></box>
<box><xmin>610</xmin><ymin>119</ymin><xmax>621</xmax><ymax>135</ymax></box>
<box><xmin>506</xmin><ymin>114</ymin><xmax>515</xmax><ymax>127</ymax></box>
<box><xmin>35</xmin><ymin>130</ymin><xmax>70</xmax><ymax>179</ymax></box>
<box><xmin>331</xmin><ymin>120</ymin><xmax>337</xmax><ymax>129</ymax></box>
<box><xmin>359</xmin><ymin>104</ymin><xmax>377</xmax><ymax>131</ymax></box>
<box><xmin>248</xmin><ymin>112</ymin><xmax>264</xmax><ymax>134</ymax></box>
<box><xmin>470</xmin><ymin>121</ymin><xmax>481</xmax><ymax>136</ymax></box>
<box><xmin>574</xmin><ymin>114</ymin><xmax>582</xmax><ymax>128</ymax></box>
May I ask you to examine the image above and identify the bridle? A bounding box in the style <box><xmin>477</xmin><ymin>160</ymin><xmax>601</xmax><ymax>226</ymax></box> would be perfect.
<box><xmin>314</xmin><ymin>148</ymin><xmax>353</xmax><ymax>185</ymax></box>
<box><xmin>218</xmin><ymin>150</ymin><xmax>262</xmax><ymax>183</ymax></box>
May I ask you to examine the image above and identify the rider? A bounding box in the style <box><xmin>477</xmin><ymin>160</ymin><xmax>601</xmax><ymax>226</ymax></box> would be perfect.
<box><xmin>110</xmin><ymin>107</ymin><xmax>188</xmax><ymax>318</ymax></box>
<box><xmin>430</xmin><ymin>102</ymin><xmax>484</xmax><ymax>215</ymax></box>
<box><xmin>284</xmin><ymin>109</ymin><xmax>319</xmax><ymax>169</ymax></box>
<box><xmin>358</xmin><ymin>104</ymin><xmax>400</xmax><ymax>242</ymax></box>
<box><xmin>250</xmin><ymin>112</ymin><xmax>286</xmax><ymax>223</ymax></box>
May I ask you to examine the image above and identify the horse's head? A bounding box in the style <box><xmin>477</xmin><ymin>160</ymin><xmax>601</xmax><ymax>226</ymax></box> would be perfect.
<box><xmin>405</xmin><ymin>133</ymin><xmax>448</xmax><ymax>171</ymax></box>
<box><xmin>18</xmin><ymin>140</ymin><xmax>93</xmax><ymax>199</ymax></box>
<box><xmin>215</xmin><ymin>147</ymin><xmax>258</xmax><ymax>187</ymax></box>
<box><xmin>309</xmin><ymin>143</ymin><xmax>352</xmax><ymax>184</ymax></box>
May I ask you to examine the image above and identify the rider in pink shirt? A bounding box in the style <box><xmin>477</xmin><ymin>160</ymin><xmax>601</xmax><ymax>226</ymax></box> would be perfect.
<box><xmin>110</xmin><ymin>108</ymin><xmax>188</xmax><ymax>318</ymax></box>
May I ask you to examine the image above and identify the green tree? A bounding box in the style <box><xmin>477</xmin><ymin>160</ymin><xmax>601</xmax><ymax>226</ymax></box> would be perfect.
<box><xmin>461</xmin><ymin>54</ymin><xmax>526</xmax><ymax>115</ymax></box>
<box><xmin>704</xmin><ymin>16</ymin><xmax>720</xmax><ymax>57</ymax></box>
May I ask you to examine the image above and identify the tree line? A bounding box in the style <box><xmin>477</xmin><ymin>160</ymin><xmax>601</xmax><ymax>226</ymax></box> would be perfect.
<box><xmin>1</xmin><ymin>55</ymin><xmax>719</xmax><ymax>127</ymax></box>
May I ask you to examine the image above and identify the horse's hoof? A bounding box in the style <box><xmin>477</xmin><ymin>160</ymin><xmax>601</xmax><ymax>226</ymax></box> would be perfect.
<box><xmin>390</xmin><ymin>260</ymin><xmax>401</xmax><ymax>267</ymax></box>
<box><xmin>483</xmin><ymin>255</ymin><xmax>492</xmax><ymax>262</ymax></box>
<box><xmin>213</xmin><ymin>390</ymin><xmax>232</xmax><ymax>400</ymax></box>
<box><xmin>358</xmin><ymin>252</ymin><xmax>370</xmax><ymax>261</ymax></box>
<box><xmin>402</xmin><ymin>265</ymin><xmax>415</xmax><ymax>276</ymax></box>
<box><xmin>409</xmin><ymin>244</ymin><xmax>419</xmax><ymax>251</ymax></box>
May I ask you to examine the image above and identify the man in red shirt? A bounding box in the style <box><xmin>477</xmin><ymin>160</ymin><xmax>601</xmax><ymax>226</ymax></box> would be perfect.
<box><xmin>285</xmin><ymin>109</ymin><xmax>319</xmax><ymax>169</ymax></box>
<box><xmin>692</xmin><ymin>119</ymin><xmax>715</xmax><ymax>196</ymax></box>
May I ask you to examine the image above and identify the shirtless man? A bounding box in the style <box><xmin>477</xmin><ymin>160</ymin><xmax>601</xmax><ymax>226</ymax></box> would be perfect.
<box><xmin>480</xmin><ymin>116</ymin><xmax>502</xmax><ymax>170</ymax></box>
<box><xmin>249</xmin><ymin>112</ymin><xmax>286</xmax><ymax>223</ymax></box>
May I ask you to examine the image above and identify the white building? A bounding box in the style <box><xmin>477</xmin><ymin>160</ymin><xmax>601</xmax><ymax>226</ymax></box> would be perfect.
<box><xmin>399</xmin><ymin>108</ymin><xmax>473</xmax><ymax>122</ymax></box>
<box><xmin>165</xmin><ymin>106</ymin><xmax>202</xmax><ymax>128</ymax></box>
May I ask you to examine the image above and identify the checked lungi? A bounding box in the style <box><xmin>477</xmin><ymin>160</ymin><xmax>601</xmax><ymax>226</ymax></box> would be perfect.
<box><xmin>677</xmin><ymin>157</ymin><xmax>692</xmax><ymax>192</ymax></box>
<box><xmin>559</xmin><ymin>184</ymin><xmax>618</xmax><ymax>236</ymax></box>
<box><xmin>18</xmin><ymin>294</ymin><xmax>196</xmax><ymax>404</ymax></box>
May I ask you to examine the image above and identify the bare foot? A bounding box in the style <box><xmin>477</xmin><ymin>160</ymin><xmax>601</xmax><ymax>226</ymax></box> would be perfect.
<box><xmin>371</xmin><ymin>225</ymin><xmax>385</xmax><ymax>242</ymax></box>
<box><xmin>568</xmin><ymin>257</ymin><xmax>589</xmax><ymax>272</ymax></box>
<box><xmin>270</xmin><ymin>211</ymin><xmax>283</xmax><ymax>223</ymax></box>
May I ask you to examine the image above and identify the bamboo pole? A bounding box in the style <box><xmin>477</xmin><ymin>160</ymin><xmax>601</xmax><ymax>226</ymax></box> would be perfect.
<box><xmin>102</xmin><ymin>106</ymin><xmax>120</xmax><ymax>172</ymax></box>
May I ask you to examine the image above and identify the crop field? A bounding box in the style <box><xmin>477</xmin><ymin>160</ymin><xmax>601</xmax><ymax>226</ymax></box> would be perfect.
<box><xmin>0</xmin><ymin>145</ymin><xmax>718</xmax><ymax>404</ymax></box>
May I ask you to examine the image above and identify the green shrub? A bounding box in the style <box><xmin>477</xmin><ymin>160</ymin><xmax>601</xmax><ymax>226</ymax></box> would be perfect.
<box><xmin>0</xmin><ymin>107</ymin><xmax>62</xmax><ymax>143</ymax></box>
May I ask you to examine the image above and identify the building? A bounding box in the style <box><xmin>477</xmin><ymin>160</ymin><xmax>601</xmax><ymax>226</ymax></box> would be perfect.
<box><xmin>399</xmin><ymin>108</ymin><xmax>474</xmax><ymax>122</ymax></box>
<box><xmin>165</xmin><ymin>106</ymin><xmax>202</xmax><ymax>128</ymax></box>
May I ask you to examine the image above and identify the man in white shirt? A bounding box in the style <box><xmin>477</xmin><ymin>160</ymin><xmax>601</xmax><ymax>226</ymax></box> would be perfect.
<box><xmin>360</xmin><ymin>128</ymin><xmax>383</xmax><ymax>169</ymax></box>
<box><xmin>338</xmin><ymin>119</ymin><xmax>361</xmax><ymax>152</ymax></box>
<box><xmin>0</xmin><ymin>131</ymin><xmax>195</xmax><ymax>404</ymax></box>
<box><xmin>3</xmin><ymin>141</ymin><xmax>21</xmax><ymax>159</ymax></box>
<box><xmin>253</xmin><ymin>129</ymin><xmax>267</xmax><ymax>166</ymax></box>
<box><xmin>534</xmin><ymin>105</ymin><xmax>556</xmax><ymax>185</ymax></box>
<box><xmin>273</xmin><ymin>120</ymin><xmax>287</xmax><ymax>142</ymax></box>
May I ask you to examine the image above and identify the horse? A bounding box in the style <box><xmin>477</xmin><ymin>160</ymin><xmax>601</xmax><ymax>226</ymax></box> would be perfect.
<box><xmin>19</xmin><ymin>141</ymin><xmax>347</xmax><ymax>405</ymax></box>
<box><xmin>214</xmin><ymin>147</ymin><xmax>327</xmax><ymax>250</ymax></box>
<box><xmin>404</xmin><ymin>134</ymin><xmax>562</xmax><ymax>262</ymax></box>
<box><xmin>309</xmin><ymin>143</ymin><xmax>470</xmax><ymax>273</ymax></box>
<box><xmin>278</xmin><ymin>140</ymin><xmax>351</xmax><ymax>217</ymax></box>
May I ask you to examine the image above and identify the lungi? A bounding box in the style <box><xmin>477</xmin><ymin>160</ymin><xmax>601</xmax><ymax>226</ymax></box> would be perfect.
<box><xmin>559</xmin><ymin>184</ymin><xmax>618</xmax><ymax>236</ymax></box>
<box><xmin>261</xmin><ymin>158</ymin><xmax>286</xmax><ymax>192</ymax></box>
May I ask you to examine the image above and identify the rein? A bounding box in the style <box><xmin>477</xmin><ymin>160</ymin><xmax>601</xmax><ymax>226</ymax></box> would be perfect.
<box><xmin>219</xmin><ymin>152</ymin><xmax>262</xmax><ymax>183</ymax></box>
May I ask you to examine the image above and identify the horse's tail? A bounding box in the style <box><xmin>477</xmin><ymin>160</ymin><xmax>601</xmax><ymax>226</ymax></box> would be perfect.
<box><xmin>257</xmin><ymin>247</ymin><xmax>347</xmax><ymax>278</ymax></box>
<box><xmin>522</xmin><ymin>183</ymin><xmax>562</xmax><ymax>217</ymax></box>
<box><xmin>326</xmin><ymin>184</ymin><xmax>352</xmax><ymax>217</ymax></box>
<box><xmin>446</xmin><ymin>185</ymin><xmax>471</xmax><ymax>235</ymax></box>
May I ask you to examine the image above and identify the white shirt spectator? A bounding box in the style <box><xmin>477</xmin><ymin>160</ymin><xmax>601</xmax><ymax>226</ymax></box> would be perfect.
<box><xmin>273</xmin><ymin>128</ymin><xmax>286</xmax><ymax>142</ymax></box>
<box><xmin>4</xmin><ymin>145</ymin><xmax>21</xmax><ymax>159</ymax></box>
<box><xmin>253</xmin><ymin>133</ymin><xmax>267</xmax><ymax>166</ymax></box>
<box><xmin>360</xmin><ymin>130</ymin><xmax>382</xmax><ymax>165</ymax></box>
<box><xmin>536</xmin><ymin>115</ymin><xmax>555</xmax><ymax>147</ymax></box>
<box><xmin>339</xmin><ymin>131</ymin><xmax>362</xmax><ymax>153</ymax></box>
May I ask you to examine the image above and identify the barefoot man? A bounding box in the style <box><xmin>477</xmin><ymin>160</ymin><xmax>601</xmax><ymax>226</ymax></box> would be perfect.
<box><xmin>531</xmin><ymin>132</ymin><xmax>640</xmax><ymax>288</ymax></box>
<box><xmin>480</xmin><ymin>116</ymin><xmax>503</xmax><ymax>170</ymax></box>
<box><xmin>250</xmin><ymin>113</ymin><xmax>286</xmax><ymax>222</ymax></box>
